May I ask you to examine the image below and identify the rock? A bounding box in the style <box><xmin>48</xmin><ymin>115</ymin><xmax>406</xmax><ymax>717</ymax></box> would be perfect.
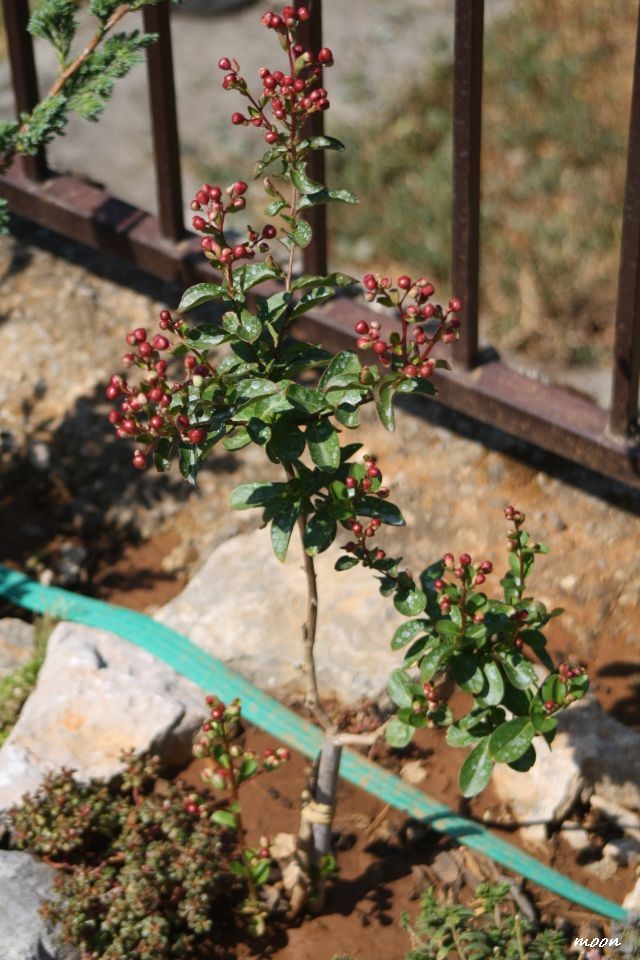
<box><xmin>157</xmin><ymin>528</ymin><xmax>404</xmax><ymax>703</ymax></box>
<box><xmin>603</xmin><ymin>837</ymin><xmax>640</xmax><ymax>867</ymax></box>
<box><xmin>55</xmin><ymin>543</ymin><xmax>88</xmax><ymax>588</ymax></box>
<box><xmin>492</xmin><ymin>698</ymin><xmax>640</xmax><ymax>849</ymax></box>
<box><xmin>0</xmin><ymin>850</ymin><xmax>63</xmax><ymax>960</ymax></box>
<box><xmin>0</xmin><ymin>619</ymin><xmax>36</xmax><ymax>678</ymax></box>
<box><xmin>400</xmin><ymin>760</ymin><xmax>428</xmax><ymax>786</ymax></box>
<box><xmin>559</xmin><ymin>820</ymin><xmax>596</xmax><ymax>854</ymax></box>
<box><xmin>0</xmin><ymin>622</ymin><xmax>204</xmax><ymax>813</ymax></box>
<box><xmin>623</xmin><ymin>876</ymin><xmax>640</xmax><ymax>914</ymax></box>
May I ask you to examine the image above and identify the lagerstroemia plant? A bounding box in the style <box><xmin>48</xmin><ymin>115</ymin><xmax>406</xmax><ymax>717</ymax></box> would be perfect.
<box><xmin>104</xmin><ymin>1</ymin><xmax>589</xmax><ymax>911</ymax></box>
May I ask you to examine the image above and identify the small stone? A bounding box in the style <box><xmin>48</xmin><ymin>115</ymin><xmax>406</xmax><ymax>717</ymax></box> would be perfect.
<box><xmin>559</xmin><ymin>820</ymin><xmax>596</xmax><ymax>854</ymax></box>
<box><xmin>400</xmin><ymin>760</ymin><xmax>427</xmax><ymax>786</ymax></box>
<box><xmin>603</xmin><ymin>837</ymin><xmax>640</xmax><ymax>867</ymax></box>
<box><xmin>623</xmin><ymin>876</ymin><xmax>640</xmax><ymax>913</ymax></box>
<box><xmin>55</xmin><ymin>542</ymin><xmax>88</xmax><ymax>588</ymax></box>
<box><xmin>0</xmin><ymin>850</ymin><xmax>60</xmax><ymax>960</ymax></box>
<box><xmin>560</xmin><ymin>574</ymin><xmax>578</xmax><ymax>592</ymax></box>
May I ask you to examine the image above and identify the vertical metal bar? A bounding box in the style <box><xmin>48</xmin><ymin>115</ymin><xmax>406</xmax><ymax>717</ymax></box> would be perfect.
<box><xmin>609</xmin><ymin>3</ymin><xmax>640</xmax><ymax>439</ymax></box>
<box><xmin>451</xmin><ymin>0</ymin><xmax>484</xmax><ymax>370</ymax></box>
<box><xmin>1</xmin><ymin>0</ymin><xmax>47</xmax><ymax>180</ymax></box>
<box><xmin>297</xmin><ymin>0</ymin><xmax>328</xmax><ymax>276</ymax></box>
<box><xmin>142</xmin><ymin>1</ymin><xmax>184</xmax><ymax>241</ymax></box>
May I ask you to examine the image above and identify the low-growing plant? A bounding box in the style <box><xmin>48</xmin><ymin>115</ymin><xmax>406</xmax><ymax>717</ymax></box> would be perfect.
<box><xmin>9</xmin><ymin>696</ymin><xmax>288</xmax><ymax>955</ymax></box>
<box><xmin>401</xmin><ymin>882</ymin><xmax>567</xmax><ymax>960</ymax></box>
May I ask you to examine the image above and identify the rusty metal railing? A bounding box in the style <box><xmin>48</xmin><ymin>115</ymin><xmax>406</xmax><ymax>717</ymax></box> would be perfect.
<box><xmin>1</xmin><ymin>0</ymin><xmax>639</xmax><ymax>486</ymax></box>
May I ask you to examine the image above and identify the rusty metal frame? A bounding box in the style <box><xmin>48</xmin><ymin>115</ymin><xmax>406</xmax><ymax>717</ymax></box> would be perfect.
<box><xmin>1</xmin><ymin>0</ymin><xmax>639</xmax><ymax>487</ymax></box>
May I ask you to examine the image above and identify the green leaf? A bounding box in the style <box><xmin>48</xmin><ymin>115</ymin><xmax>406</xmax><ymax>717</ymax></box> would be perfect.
<box><xmin>298</xmin><ymin>187</ymin><xmax>359</xmax><ymax>210</ymax></box>
<box><xmin>183</xmin><ymin>324</ymin><xmax>229</xmax><ymax>349</ymax></box>
<box><xmin>357</xmin><ymin>496</ymin><xmax>405</xmax><ymax>526</ymax></box>
<box><xmin>291</xmin><ymin>286</ymin><xmax>335</xmax><ymax>319</ymax></box>
<box><xmin>270</xmin><ymin>501</ymin><xmax>299</xmax><ymax>561</ymax></box>
<box><xmin>335</xmin><ymin>555</ymin><xmax>358</xmax><ymax>572</ymax></box>
<box><xmin>489</xmin><ymin>717</ymin><xmax>535</xmax><ymax>763</ymax></box>
<box><xmin>284</xmin><ymin>219</ymin><xmax>312</xmax><ymax>248</ymax></box>
<box><xmin>229</xmin><ymin>482</ymin><xmax>286</xmax><ymax>510</ymax></box>
<box><xmin>435</xmin><ymin>619</ymin><xmax>460</xmax><ymax>638</ymax></box>
<box><xmin>476</xmin><ymin>660</ymin><xmax>505</xmax><ymax>706</ymax></box>
<box><xmin>394</xmin><ymin>586</ymin><xmax>427</xmax><ymax>617</ymax></box>
<box><xmin>391</xmin><ymin>619</ymin><xmax>430</xmax><ymax>651</ymax></box>
<box><xmin>291</xmin><ymin>272</ymin><xmax>356</xmax><ymax>291</ymax></box>
<box><xmin>419</xmin><ymin>638</ymin><xmax>456</xmax><ymax>682</ymax></box>
<box><xmin>211</xmin><ymin>809</ymin><xmax>237</xmax><ymax>829</ymax></box>
<box><xmin>303</xmin><ymin>514</ymin><xmax>337</xmax><ymax>556</ymax></box>
<box><xmin>253</xmin><ymin>143</ymin><xmax>288</xmax><ymax>177</ymax></box>
<box><xmin>287</xmin><ymin>383</ymin><xmax>327</xmax><ymax>414</ymax></box>
<box><xmin>508</xmin><ymin>744</ymin><xmax>536</xmax><ymax>772</ymax></box>
<box><xmin>388</xmin><ymin>669</ymin><xmax>415</xmax><ymax>708</ymax></box>
<box><xmin>459</xmin><ymin>739</ymin><xmax>493</xmax><ymax>797</ymax></box>
<box><xmin>223</xmin><ymin>429</ymin><xmax>252</xmax><ymax>451</ymax></box>
<box><xmin>267</xmin><ymin>422</ymin><xmax>306</xmax><ymax>461</ymax></box>
<box><xmin>303</xmin><ymin>135</ymin><xmax>346</xmax><ymax>152</ymax></box>
<box><xmin>178</xmin><ymin>283</ymin><xmax>225</xmax><ymax>312</ymax></box>
<box><xmin>153</xmin><ymin>436</ymin><xmax>173</xmax><ymax>472</ymax></box>
<box><xmin>319</xmin><ymin>350</ymin><xmax>361</xmax><ymax>388</ymax></box>
<box><xmin>374</xmin><ymin>379</ymin><xmax>396</xmax><ymax>431</ymax></box>
<box><xmin>178</xmin><ymin>442</ymin><xmax>200</xmax><ymax>484</ymax></box>
<box><xmin>222</xmin><ymin>309</ymin><xmax>263</xmax><ymax>343</ymax></box>
<box><xmin>234</xmin><ymin>261</ymin><xmax>282</xmax><ymax>294</ymax></box>
<box><xmin>290</xmin><ymin>163</ymin><xmax>324</xmax><ymax>195</ymax></box>
<box><xmin>238</xmin><ymin>757</ymin><xmax>259</xmax><ymax>784</ymax></box>
<box><xmin>385</xmin><ymin>716</ymin><xmax>415</xmax><ymax>749</ymax></box>
<box><xmin>306</xmin><ymin>420</ymin><xmax>340</xmax><ymax>472</ymax></box>
<box><xmin>250</xmin><ymin>858</ymin><xmax>271</xmax><ymax>887</ymax></box>
<box><xmin>247</xmin><ymin>418</ymin><xmax>271</xmax><ymax>445</ymax></box>
<box><xmin>451</xmin><ymin>653</ymin><xmax>485</xmax><ymax>694</ymax></box>
<box><xmin>446</xmin><ymin>724</ymin><xmax>482</xmax><ymax>748</ymax></box>
<box><xmin>497</xmin><ymin>650</ymin><xmax>537</xmax><ymax>690</ymax></box>
<box><xmin>265</xmin><ymin>198</ymin><xmax>287</xmax><ymax>216</ymax></box>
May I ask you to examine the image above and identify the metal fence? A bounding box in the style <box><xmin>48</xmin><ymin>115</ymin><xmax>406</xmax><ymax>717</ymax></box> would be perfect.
<box><xmin>1</xmin><ymin>0</ymin><xmax>639</xmax><ymax>486</ymax></box>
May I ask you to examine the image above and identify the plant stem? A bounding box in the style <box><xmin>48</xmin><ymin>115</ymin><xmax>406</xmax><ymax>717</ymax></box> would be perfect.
<box><xmin>282</xmin><ymin>462</ymin><xmax>331</xmax><ymax>730</ymax></box>
<box><xmin>221</xmin><ymin>721</ymin><xmax>257</xmax><ymax>901</ymax></box>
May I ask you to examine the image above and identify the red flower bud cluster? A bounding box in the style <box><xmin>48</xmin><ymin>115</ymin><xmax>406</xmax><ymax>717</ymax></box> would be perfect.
<box><xmin>435</xmin><ymin>552</ymin><xmax>494</xmax><ymax>616</ymax></box>
<box><xmin>189</xmin><ymin>180</ymin><xmax>276</xmax><ymax>267</ymax></box>
<box><xmin>219</xmin><ymin>10</ymin><xmax>332</xmax><ymax>146</ymax></box>
<box><xmin>355</xmin><ymin>274</ymin><xmax>462</xmax><ymax>373</ymax></box>
<box><xmin>107</xmin><ymin>310</ymin><xmax>216</xmax><ymax>470</ymax></box>
<box><xmin>341</xmin><ymin>456</ymin><xmax>390</xmax><ymax>566</ymax></box>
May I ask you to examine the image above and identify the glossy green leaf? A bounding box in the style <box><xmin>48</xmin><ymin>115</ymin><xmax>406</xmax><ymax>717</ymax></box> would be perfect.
<box><xmin>287</xmin><ymin>383</ymin><xmax>327</xmax><ymax>414</ymax></box>
<box><xmin>357</xmin><ymin>496</ymin><xmax>405</xmax><ymax>526</ymax></box>
<box><xmin>270</xmin><ymin>501</ymin><xmax>299</xmax><ymax>562</ymax></box>
<box><xmin>459</xmin><ymin>738</ymin><xmax>493</xmax><ymax>797</ymax></box>
<box><xmin>419</xmin><ymin>638</ymin><xmax>456</xmax><ymax>682</ymax></box>
<box><xmin>508</xmin><ymin>744</ymin><xmax>536</xmax><ymax>772</ymax></box>
<box><xmin>246</xmin><ymin>418</ymin><xmax>271</xmax><ymax>445</ymax></box>
<box><xmin>223</xmin><ymin>429</ymin><xmax>252</xmax><ymax>451</ymax></box>
<box><xmin>306</xmin><ymin>420</ymin><xmax>340</xmax><ymax>471</ymax></box>
<box><xmin>335</xmin><ymin>555</ymin><xmax>358</xmax><ymax>571</ymax></box>
<box><xmin>183</xmin><ymin>324</ymin><xmax>228</xmax><ymax>349</ymax></box>
<box><xmin>385</xmin><ymin>716</ymin><xmax>415</xmax><ymax>749</ymax></box>
<box><xmin>290</xmin><ymin>285</ymin><xmax>335</xmax><ymax>319</ymax></box>
<box><xmin>238</xmin><ymin>756</ymin><xmax>259</xmax><ymax>783</ymax></box>
<box><xmin>391</xmin><ymin>618</ymin><xmax>430</xmax><ymax>651</ymax></box>
<box><xmin>303</xmin><ymin>135</ymin><xmax>346</xmax><ymax>152</ymax></box>
<box><xmin>253</xmin><ymin>143</ymin><xmax>288</xmax><ymax>177</ymax></box>
<box><xmin>290</xmin><ymin>163</ymin><xmax>324</xmax><ymax>195</ymax></box>
<box><xmin>178</xmin><ymin>282</ymin><xmax>225</xmax><ymax>313</ymax></box>
<box><xmin>285</xmin><ymin>219</ymin><xmax>312</xmax><ymax>248</ymax></box>
<box><xmin>250</xmin><ymin>858</ymin><xmax>271</xmax><ymax>887</ymax></box>
<box><xmin>211</xmin><ymin>809</ymin><xmax>237</xmax><ymax>829</ymax></box>
<box><xmin>489</xmin><ymin>717</ymin><xmax>535</xmax><ymax>763</ymax></box>
<box><xmin>451</xmin><ymin>653</ymin><xmax>485</xmax><ymax>694</ymax></box>
<box><xmin>229</xmin><ymin>481</ymin><xmax>286</xmax><ymax>510</ymax></box>
<box><xmin>446</xmin><ymin>723</ymin><xmax>482</xmax><ymax>748</ymax></box>
<box><xmin>291</xmin><ymin>272</ymin><xmax>356</xmax><ymax>291</ymax></box>
<box><xmin>374</xmin><ymin>379</ymin><xmax>396</xmax><ymax>431</ymax></box>
<box><xmin>303</xmin><ymin>513</ymin><xmax>337</xmax><ymax>556</ymax></box>
<box><xmin>153</xmin><ymin>436</ymin><xmax>173</xmax><ymax>472</ymax></box>
<box><xmin>497</xmin><ymin>650</ymin><xmax>538</xmax><ymax>690</ymax></box>
<box><xmin>267</xmin><ymin>422</ymin><xmax>306</xmax><ymax>461</ymax></box>
<box><xmin>319</xmin><ymin>350</ymin><xmax>361</xmax><ymax>388</ymax></box>
<box><xmin>476</xmin><ymin>659</ymin><xmax>505</xmax><ymax>706</ymax></box>
<box><xmin>234</xmin><ymin>261</ymin><xmax>282</xmax><ymax>294</ymax></box>
<box><xmin>388</xmin><ymin>668</ymin><xmax>414</xmax><ymax>708</ymax></box>
<box><xmin>298</xmin><ymin>187</ymin><xmax>359</xmax><ymax>210</ymax></box>
<box><xmin>394</xmin><ymin>586</ymin><xmax>427</xmax><ymax>617</ymax></box>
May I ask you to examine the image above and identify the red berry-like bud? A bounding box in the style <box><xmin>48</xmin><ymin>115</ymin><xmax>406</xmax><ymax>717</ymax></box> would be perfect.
<box><xmin>434</xmin><ymin>578</ymin><xmax>445</xmax><ymax>591</ymax></box>
<box><xmin>375</xmin><ymin>548</ymin><xmax>386</xmax><ymax>561</ymax></box>
<box><xmin>473</xmin><ymin>612</ymin><xmax>485</xmax><ymax>624</ymax></box>
<box><xmin>403</xmin><ymin>364</ymin><xmax>418</xmax><ymax>377</ymax></box>
<box><xmin>108</xmin><ymin>410</ymin><xmax>122</xmax><ymax>425</ymax></box>
<box><xmin>355</xmin><ymin>320</ymin><xmax>369</xmax><ymax>335</ymax></box>
<box><xmin>188</xmin><ymin>428</ymin><xmax>206</xmax><ymax>445</ymax></box>
<box><xmin>231</xmin><ymin>112</ymin><xmax>245</xmax><ymax>125</ymax></box>
<box><xmin>443</xmin><ymin>552</ymin><xmax>454</xmax><ymax>569</ymax></box>
<box><xmin>361</xmin><ymin>478</ymin><xmax>372</xmax><ymax>491</ymax></box>
<box><xmin>233</xmin><ymin>181</ymin><xmax>248</xmax><ymax>196</ymax></box>
<box><xmin>362</xmin><ymin>273</ymin><xmax>377</xmax><ymax>291</ymax></box>
<box><xmin>211</xmin><ymin>707</ymin><xmax>224</xmax><ymax>721</ymax></box>
<box><xmin>351</xmin><ymin>521</ymin><xmax>363</xmax><ymax>536</ymax></box>
<box><xmin>133</xmin><ymin>327</ymin><xmax>147</xmax><ymax>342</ymax></box>
<box><xmin>317</xmin><ymin>47</ymin><xmax>333</xmax><ymax>64</ymax></box>
<box><xmin>218</xmin><ymin>57</ymin><xmax>231</xmax><ymax>70</ymax></box>
<box><xmin>150</xmin><ymin>415</ymin><xmax>163</xmax><ymax>430</ymax></box>
<box><xmin>159</xmin><ymin>308</ymin><xmax>171</xmax><ymax>324</ymax></box>
<box><xmin>139</xmin><ymin>342</ymin><xmax>153</xmax><ymax>358</ymax></box>
<box><xmin>449</xmin><ymin>297</ymin><xmax>462</xmax><ymax>312</ymax></box>
<box><xmin>373</xmin><ymin>341</ymin><xmax>388</xmax><ymax>355</ymax></box>
<box><xmin>366</xmin><ymin>465</ymin><xmax>381</xmax><ymax>479</ymax></box>
<box><xmin>356</xmin><ymin>337</ymin><xmax>370</xmax><ymax>349</ymax></box>
<box><xmin>419</xmin><ymin>363</ymin><xmax>434</xmax><ymax>378</ymax></box>
<box><xmin>192</xmin><ymin>215</ymin><xmax>206</xmax><ymax>231</ymax></box>
<box><xmin>479</xmin><ymin>560</ymin><xmax>493</xmax><ymax>573</ymax></box>
<box><xmin>105</xmin><ymin>384</ymin><xmax>120</xmax><ymax>400</ymax></box>
<box><xmin>345</xmin><ymin>476</ymin><xmax>356</xmax><ymax>489</ymax></box>
<box><xmin>297</xmin><ymin>5</ymin><xmax>310</xmax><ymax>19</ymax></box>
<box><xmin>397</xmin><ymin>275</ymin><xmax>411</xmax><ymax>289</ymax></box>
<box><xmin>132</xmin><ymin>451</ymin><xmax>147</xmax><ymax>470</ymax></box>
<box><xmin>459</xmin><ymin>553</ymin><xmax>472</xmax><ymax>566</ymax></box>
<box><xmin>152</xmin><ymin>335</ymin><xmax>170</xmax><ymax>351</ymax></box>
<box><xmin>544</xmin><ymin>700</ymin><xmax>556</xmax><ymax>712</ymax></box>
<box><xmin>504</xmin><ymin>505</ymin><xmax>515</xmax><ymax>519</ymax></box>
<box><xmin>377</xmin><ymin>487</ymin><xmax>389</xmax><ymax>498</ymax></box>
<box><xmin>474</xmin><ymin>573</ymin><xmax>486</xmax><ymax>586</ymax></box>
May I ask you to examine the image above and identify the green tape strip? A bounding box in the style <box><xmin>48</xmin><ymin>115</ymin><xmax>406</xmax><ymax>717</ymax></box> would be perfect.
<box><xmin>0</xmin><ymin>564</ymin><xmax>630</xmax><ymax>923</ymax></box>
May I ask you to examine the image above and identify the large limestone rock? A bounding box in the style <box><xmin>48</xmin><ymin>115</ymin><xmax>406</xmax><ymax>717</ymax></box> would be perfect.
<box><xmin>492</xmin><ymin>697</ymin><xmax>640</xmax><ymax>849</ymax></box>
<box><xmin>0</xmin><ymin>621</ymin><xmax>204</xmax><ymax>813</ymax></box>
<box><xmin>0</xmin><ymin>851</ymin><xmax>64</xmax><ymax>960</ymax></box>
<box><xmin>157</xmin><ymin>528</ymin><xmax>405</xmax><ymax>703</ymax></box>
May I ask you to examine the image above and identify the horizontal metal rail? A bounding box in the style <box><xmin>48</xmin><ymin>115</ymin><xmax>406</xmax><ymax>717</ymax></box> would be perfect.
<box><xmin>2</xmin><ymin>162</ymin><xmax>637</xmax><ymax>487</ymax></box>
